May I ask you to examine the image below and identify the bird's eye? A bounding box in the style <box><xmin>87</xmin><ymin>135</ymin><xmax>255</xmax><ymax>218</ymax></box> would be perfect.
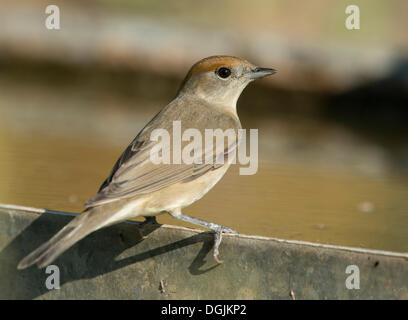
<box><xmin>216</xmin><ymin>67</ymin><xmax>231</xmax><ymax>79</ymax></box>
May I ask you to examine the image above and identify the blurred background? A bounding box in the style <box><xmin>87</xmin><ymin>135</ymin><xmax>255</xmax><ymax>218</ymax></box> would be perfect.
<box><xmin>0</xmin><ymin>0</ymin><xmax>407</xmax><ymax>252</ymax></box>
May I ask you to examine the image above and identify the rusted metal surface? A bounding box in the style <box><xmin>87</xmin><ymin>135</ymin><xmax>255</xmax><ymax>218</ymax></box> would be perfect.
<box><xmin>0</xmin><ymin>204</ymin><xmax>407</xmax><ymax>299</ymax></box>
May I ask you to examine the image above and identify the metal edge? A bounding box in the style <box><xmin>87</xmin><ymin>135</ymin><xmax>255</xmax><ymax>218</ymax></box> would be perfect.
<box><xmin>1</xmin><ymin>202</ymin><xmax>407</xmax><ymax>259</ymax></box>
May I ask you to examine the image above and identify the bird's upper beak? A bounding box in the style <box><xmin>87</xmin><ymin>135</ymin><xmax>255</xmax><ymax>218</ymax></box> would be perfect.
<box><xmin>246</xmin><ymin>67</ymin><xmax>277</xmax><ymax>79</ymax></box>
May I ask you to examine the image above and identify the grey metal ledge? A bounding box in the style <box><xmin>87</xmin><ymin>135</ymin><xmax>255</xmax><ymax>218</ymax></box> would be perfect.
<box><xmin>0</xmin><ymin>203</ymin><xmax>407</xmax><ymax>299</ymax></box>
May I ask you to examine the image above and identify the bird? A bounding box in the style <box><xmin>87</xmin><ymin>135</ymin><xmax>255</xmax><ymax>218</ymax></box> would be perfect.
<box><xmin>17</xmin><ymin>55</ymin><xmax>276</xmax><ymax>269</ymax></box>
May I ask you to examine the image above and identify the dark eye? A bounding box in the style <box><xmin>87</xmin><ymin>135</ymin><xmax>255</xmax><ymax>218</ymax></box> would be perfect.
<box><xmin>216</xmin><ymin>67</ymin><xmax>231</xmax><ymax>79</ymax></box>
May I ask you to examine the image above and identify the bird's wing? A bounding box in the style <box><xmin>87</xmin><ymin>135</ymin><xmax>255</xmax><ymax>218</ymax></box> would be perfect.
<box><xmin>85</xmin><ymin>99</ymin><xmax>240</xmax><ymax>207</ymax></box>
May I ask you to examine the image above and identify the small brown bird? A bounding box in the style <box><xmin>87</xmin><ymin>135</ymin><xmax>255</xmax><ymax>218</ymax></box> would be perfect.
<box><xmin>18</xmin><ymin>55</ymin><xmax>276</xmax><ymax>269</ymax></box>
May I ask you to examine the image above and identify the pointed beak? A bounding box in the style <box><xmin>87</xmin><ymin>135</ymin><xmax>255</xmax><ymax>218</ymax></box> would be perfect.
<box><xmin>246</xmin><ymin>67</ymin><xmax>277</xmax><ymax>79</ymax></box>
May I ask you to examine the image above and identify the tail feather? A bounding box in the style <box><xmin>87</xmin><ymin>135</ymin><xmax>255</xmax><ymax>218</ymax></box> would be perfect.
<box><xmin>17</xmin><ymin>208</ymin><xmax>103</xmax><ymax>269</ymax></box>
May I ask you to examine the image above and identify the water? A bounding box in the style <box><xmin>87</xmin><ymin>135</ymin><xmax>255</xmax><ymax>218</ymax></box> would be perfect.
<box><xmin>1</xmin><ymin>71</ymin><xmax>407</xmax><ymax>253</ymax></box>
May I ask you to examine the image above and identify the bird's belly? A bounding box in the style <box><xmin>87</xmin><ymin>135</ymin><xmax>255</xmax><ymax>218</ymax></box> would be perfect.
<box><xmin>143</xmin><ymin>164</ymin><xmax>230</xmax><ymax>215</ymax></box>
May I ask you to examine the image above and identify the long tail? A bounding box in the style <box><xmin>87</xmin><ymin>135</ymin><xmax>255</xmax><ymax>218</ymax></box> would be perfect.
<box><xmin>17</xmin><ymin>207</ymin><xmax>106</xmax><ymax>269</ymax></box>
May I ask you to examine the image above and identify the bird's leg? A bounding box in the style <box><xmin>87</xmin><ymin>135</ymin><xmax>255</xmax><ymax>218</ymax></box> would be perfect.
<box><xmin>137</xmin><ymin>216</ymin><xmax>159</xmax><ymax>239</ymax></box>
<box><xmin>169</xmin><ymin>210</ymin><xmax>237</xmax><ymax>264</ymax></box>
<box><xmin>143</xmin><ymin>216</ymin><xmax>158</xmax><ymax>225</ymax></box>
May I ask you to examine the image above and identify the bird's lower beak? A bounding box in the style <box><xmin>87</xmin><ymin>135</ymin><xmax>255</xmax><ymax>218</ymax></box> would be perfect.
<box><xmin>246</xmin><ymin>67</ymin><xmax>277</xmax><ymax>79</ymax></box>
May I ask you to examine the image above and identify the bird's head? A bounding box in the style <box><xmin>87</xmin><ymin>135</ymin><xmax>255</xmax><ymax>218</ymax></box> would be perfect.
<box><xmin>176</xmin><ymin>55</ymin><xmax>276</xmax><ymax>108</ymax></box>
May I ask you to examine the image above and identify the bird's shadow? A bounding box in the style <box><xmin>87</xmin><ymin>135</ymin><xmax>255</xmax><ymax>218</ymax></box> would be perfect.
<box><xmin>0</xmin><ymin>211</ymin><xmax>220</xmax><ymax>299</ymax></box>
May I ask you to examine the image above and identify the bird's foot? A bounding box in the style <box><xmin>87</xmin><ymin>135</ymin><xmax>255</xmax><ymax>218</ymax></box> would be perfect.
<box><xmin>167</xmin><ymin>210</ymin><xmax>237</xmax><ymax>264</ymax></box>
<box><xmin>138</xmin><ymin>216</ymin><xmax>159</xmax><ymax>239</ymax></box>
<box><xmin>213</xmin><ymin>226</ymin><xmax>237</xmax><ymax>264</ymax></box>
<box><xmin>215</xmin><ymin>225</ymin><xmax>237</xmax><ymax>234</ymax></box>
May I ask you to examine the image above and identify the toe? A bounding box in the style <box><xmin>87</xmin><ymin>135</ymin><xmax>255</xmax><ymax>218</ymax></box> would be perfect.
<box><xmin>220</xmin><ymin>226</ymin><xmax>237</xmax><ymax>234</ymax></box>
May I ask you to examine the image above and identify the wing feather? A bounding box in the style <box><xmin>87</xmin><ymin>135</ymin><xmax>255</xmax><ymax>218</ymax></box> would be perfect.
<box><xmin>85</xmin><ymin>98</ymin><xmax>241</xmax><ymax>207</ymax></box>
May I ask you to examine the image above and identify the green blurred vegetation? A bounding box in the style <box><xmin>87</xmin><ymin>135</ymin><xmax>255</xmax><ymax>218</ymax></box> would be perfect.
<box><xmin>95</xmin><ymin>0</ymin><xmax>408</xmax><ymax>46</ymax></box>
